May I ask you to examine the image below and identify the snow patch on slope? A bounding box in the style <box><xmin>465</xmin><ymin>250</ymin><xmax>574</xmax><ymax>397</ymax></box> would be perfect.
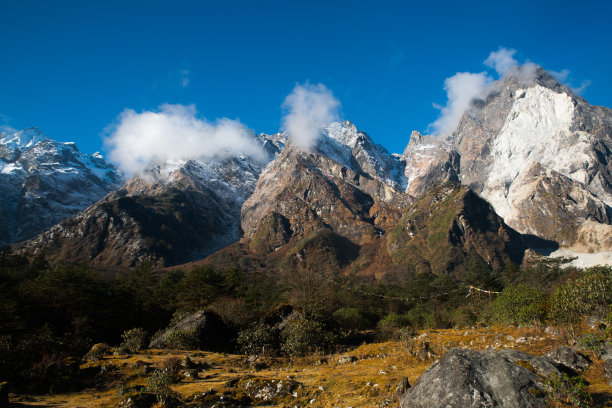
<box><xmin>482</xmin><ymin>85</ymin><xmax>598</xmax><ymax>219</ymax></box>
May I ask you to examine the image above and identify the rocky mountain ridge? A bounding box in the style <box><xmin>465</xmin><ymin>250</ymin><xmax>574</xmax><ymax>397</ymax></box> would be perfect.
<box><xmin>0</xmin><ymin>128</ymin><xmax>122</xmax><ymax>245</ymax></box>
<box><xmin>22</xmin><ymin>132</ymin><xmax>287</xmax><ymax>266</ymax></box>
<box><xmin>12</xmin><ymin>66</ymin><xmax>612</xmax><ymax>271</ymax></box>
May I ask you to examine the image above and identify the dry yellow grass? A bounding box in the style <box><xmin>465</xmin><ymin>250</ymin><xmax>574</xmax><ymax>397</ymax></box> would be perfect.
<box><xmin>9</xmin><ymin>326</ymin><xmax>611</xmax><ymax>407</ymax></box>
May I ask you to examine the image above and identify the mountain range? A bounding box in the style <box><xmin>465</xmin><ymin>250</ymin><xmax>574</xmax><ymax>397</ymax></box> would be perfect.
<box><xmin>5</xmin><ymin>66</ymin><xmax>612</xmax><ymax>278</ymax></box>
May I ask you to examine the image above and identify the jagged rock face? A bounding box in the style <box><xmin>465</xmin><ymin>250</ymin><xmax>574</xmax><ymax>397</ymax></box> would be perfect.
<box><xmin>387</xmin><ymin>183</ymin><xmax>525</xmax><ymax>275</ymax></box>
<box><xmin>454</xmin><ymin>68</ymin><xmax>612</xmax><ymax>249</ymax></box>
<box><xmin>400</xmin><ymin>68</ymin><xmax>612</xmax><ymax>250</ymax></box>
<box><xmin>24</xmin><ymin>135</ymin><xmax>286</xmax><ymax>267</ymax></box>
<box><xmin>0</xmin><ymin>128</ymin><xmax>122</xmax><ymax>245</ymax></box>
<box><xmin>501</xmin><ymin>162</ymin><xmax>612</xmax><ymax>247</ymax></box>
<box><xmin>241</xmin><ymin>144</ymin><xmax>411</xmax><ymax>251</ymax></box>
<box><xmin>401</xmin><ymin>131</ymin><xmax>459</xmax><ymax>196</ymax></box>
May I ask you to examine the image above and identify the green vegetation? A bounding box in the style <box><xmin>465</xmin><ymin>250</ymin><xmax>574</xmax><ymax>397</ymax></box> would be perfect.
<box><xmin>0</xmin><ymin>246</ymin><xmax>610</xmax><ymax>395</ymax></box>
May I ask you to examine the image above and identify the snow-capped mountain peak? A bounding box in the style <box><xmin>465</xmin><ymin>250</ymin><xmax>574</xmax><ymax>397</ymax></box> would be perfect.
<box><xmin>0</xmin><ymin>128</ymin><xmax>123</xmax><ymax>245</ymax></box>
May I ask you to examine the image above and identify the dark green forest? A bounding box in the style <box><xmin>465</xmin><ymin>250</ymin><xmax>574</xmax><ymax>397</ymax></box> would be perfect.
<box><xmin>1</xmin><ymin>247</ymin><xmax>610</xmax><ymax>393</ymax></box>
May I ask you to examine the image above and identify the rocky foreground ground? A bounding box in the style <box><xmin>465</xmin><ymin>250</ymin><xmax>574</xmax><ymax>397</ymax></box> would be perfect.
<box><xmin>4</xmin><ymin>325</ymin><xmax>611</xmax><ymax>408</ymax></box>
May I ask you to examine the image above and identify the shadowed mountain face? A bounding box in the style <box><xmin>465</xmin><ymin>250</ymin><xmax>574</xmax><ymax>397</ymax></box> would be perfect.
<box><xmin>22</xmin><ymin>135</ymin><xmax>287</xmax><ymax>267</ymax></box>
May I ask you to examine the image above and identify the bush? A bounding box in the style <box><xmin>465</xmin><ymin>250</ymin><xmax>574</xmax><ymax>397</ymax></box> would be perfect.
<box><xmin>549</xmin><ymin>266</ymin><xmax>612</xmax><ymax>324</ymax></box>
<box><xmin>451</xmin><ymin>306</ymin><xmax>477</xmax><ymax>328</ymax></box>
<box><xmin>118</xmin><ymin>328</ymin><xmax>148</xmax><ymax>354</ymax></box>
<box><xmin>544</xmin><ymin>372</ymin><xmax>592</xmax><ymax>408</ymax></box>
<box><xmin>237</xmin><ymin>323</ymin><xmax>278</xmax><ymax>355</ymax></box>
<box><xmin>165</xmin><ymin>329</ymin><xmax>199</xmax><ymax>350</ymax></box>
<box><xmin>146</xmin><ymin>370</ymin><xmax>176</xmax><ymax>403</ymax></box>
<box><xmin>377</xmin><ymin>313</ymin><xmax>413</xmax><ymax>340</ymax></box>
<box><xmin>332</xmin><ymin>308</ymin><xmax>369</xmax><ymax>333</ymax></box>
<box><xmin>490</xmin><ymin>284</ymin><xmax>547</xmax><ymax>325</ymax></box>
<box><xmin>280</xmin><ymin>319</ymin><xmax>334</xmax><ymax>356</ymax></box>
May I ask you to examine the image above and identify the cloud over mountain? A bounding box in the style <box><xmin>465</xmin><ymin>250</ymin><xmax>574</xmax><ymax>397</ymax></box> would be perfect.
<box><xmin>281</xmin><ymin>83</ymin><xmax>341</xmax><ymax>150</ymax></box>
<box><xmin>104</xmin><ymin>104</ymin><xmax>265</xmax><ymax>175</ymax></box>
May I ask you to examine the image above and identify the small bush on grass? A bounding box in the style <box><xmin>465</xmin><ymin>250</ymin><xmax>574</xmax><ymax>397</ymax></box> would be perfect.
<box><xmin>146</xmin><ymin>369</ymin><xmax>177</xmax><ymax>404</ymax></box>
<box><xmin>377</xmin><ymin>313</ymin><xmax>413</xmax><ymax>340</ymax></box>
<box><xmin>237</xmin><ymin>323</ymin><xmax>279</xmax><ymax>355</ymax></box>
<box><xmin>544</xmin><ymin>372</ymin><xmax>592</xmax><ymax>408</ymax></box>
<box><xmin>491</xmin><ymin>284</ymin><xmax>547</xmax><ymax>325</ymax></box>
<box><xmin>118</xmin><ymin>328</ymin><xmax>148</xmax><ymax>354</ymax></box>
<box><xmin>165</xmin><ymin>329</ymin><xmax>199</xmax><ymax>350</ymax></box>
<box><xmin>332</xmin><ymin>308</ymin><xmax>369</xmax><ymax>333</ymax></box>
<box><xmin>549</xmin><ymin>266</ymin><xmax>612</xmax><ymax>325</ymax></box>
<box><xmin>280</xmin><ymin>319</ymin><xmax>335</xmax><ymax>356</ymax></box>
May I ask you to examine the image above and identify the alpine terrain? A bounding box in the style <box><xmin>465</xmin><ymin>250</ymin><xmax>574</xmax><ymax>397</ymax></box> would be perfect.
<box><xmin>0</xmin><ymin>128</ymin><xmax>122</xmax><ymax>246</ymax></box>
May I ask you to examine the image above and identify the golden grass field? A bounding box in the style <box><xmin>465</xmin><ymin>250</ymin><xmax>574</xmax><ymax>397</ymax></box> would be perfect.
<box><xmin>8</xmin><ymin>325</ymin><xmax>611</xmax><ymax>408</ymax></box>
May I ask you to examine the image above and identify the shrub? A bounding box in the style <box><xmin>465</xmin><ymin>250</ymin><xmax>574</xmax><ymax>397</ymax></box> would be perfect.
<box><xmin>146</xmin><ymin>370</ymin><xmax>176</xmax><ymax>403</ymax></box>
<box><xmin>490</xmin><ymin>284</ymin><xmax>547</xmax><ymax>325</ymax></box>
<box><xmin>332</xmin><ymin>308</ymin><xmax>369</xmax><ymax>333</ymax></box>
<box><xmin>452</xmin><ymin>306</ymin><xmax>477</xmax><ymax>328</ymax></box>
<box><xmin>280</xmin><ymin>319</ymin><xmax>334</xmax><ymax>356</ymax></box>
<box><xmin>237</xmin><ymin>323</ymin><xmax>279</xmax><ymax>355</ymax></box>
<box><xmin>119</xmin><ymin>328</ymin><xmax>148</xmax><ymax>354</ymax></box>
<box><xmin>543</xmin><ymin>372</ymin><xmax>592</xmax><ymax>408</ymax></box>
<box><xmin>377</xmin><ymin>313</ymin><xmax>413</xmax><ymax>340</ymax></box>
<box><xmin>165</xmin><ymin>329</ymin><xmax>199</xmax><ymax>350</ymax></box>
<box><xmin>549</xmin><ymin>267</ymin><xmax>612</xmax><ymax>324</ymax></box>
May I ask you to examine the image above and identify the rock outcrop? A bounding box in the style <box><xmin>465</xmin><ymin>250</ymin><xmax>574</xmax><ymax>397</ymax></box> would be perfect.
<box><xmin>149</xmin><ymin>310</ymin><xmax>231</xmax><ymax>351</ymax></box>
<box><xmin>387</xmin><ymin>182</ymin><xmax>526</xmax><ymax>275</ymax></box>
<box><xmin>399</xmin><ymin>347</ymin><xmax>590</xmax><ymax>408</ymax></box>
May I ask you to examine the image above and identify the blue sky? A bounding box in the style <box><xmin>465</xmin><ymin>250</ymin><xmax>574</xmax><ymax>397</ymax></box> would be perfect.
<box><xmin>1</xmin><ymin>0</ymin><xmax>611</xmax><ymax>158</ymax></box>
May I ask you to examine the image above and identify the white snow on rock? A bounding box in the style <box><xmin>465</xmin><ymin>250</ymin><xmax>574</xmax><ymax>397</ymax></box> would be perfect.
<box><xmin>0</xmin><ymin>128</ymin><xmax>123</xmax><ymax>244</ymax></box>
<box><xmin>482</xmin><ymin>85</ymin><xmax>602</xmax><ymax>220</ymax></box>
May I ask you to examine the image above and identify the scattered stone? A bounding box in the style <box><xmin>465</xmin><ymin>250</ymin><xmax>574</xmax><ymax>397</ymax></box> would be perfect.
<box><xmin>242</xmin><ymin>378</ymin><xmax>302</xmax><ymax>403</ymax></box>
<box><xmin>130</xmin><ymin>360</ymin><xmax>152</xmax><ymax>374</ymax></box>
<box><xmin>604</xmin><ymin>360</ymin><xmax>612</xmax><ymax>386</ymax></box>
<box><xmin>515</xmin><ymin>337</ymin><xmax>528</xmax><ymax>344</ymax></box>
<box><xmin>394</xmin><ymin>377</ymin><xmax>410</xmax><ymax>399</ymax></box>
<box><xmin>84</xmin><ymin>343</ymin><xmax>111</xmax><ymax>361</ymax></box>
<box><xmin>586</xmin><ymin>315</ymin><xmax>607</xmax><ymax>330</ymax></box>
<box><xmin>599</xmin><ymin>342</ymin><xmax>612</xmax><ymax>361</ymax></box>
<box><xmin>545</xmin><ymin>346</ymin><xmax>590</xmax><ymax>373</ymax></box>
<box><xmin>338</xmin><ymin>355</ymin><xmax>358</xmax><ymax>364</ymax></box>
<box><xmin>264</xmin><ymin>304</ymin><xmax>304</xmax><ymax>330</ymax></box>
<box><xmin>184</xmin><ymin>369</ymin><xmax>199</xmax><ymax>379</ymax></box>
<box><xmin>118</xmin><ymin>391</ymin><xmax>157</xmax><ymax>408</ymax></box>
<box><xmin>182</xmin><ymin>355</ymin><xmax>197</xmax><ymax>369</ymax></box>
<box><xmin>247</xmin><ymin>355</ymin><xmax>259</xmax><ymax>363</ymax></box>
<box><xmin>407</xmin><ymin>339</ymin><xmax>436</xmax><ymax>361</ymax></box>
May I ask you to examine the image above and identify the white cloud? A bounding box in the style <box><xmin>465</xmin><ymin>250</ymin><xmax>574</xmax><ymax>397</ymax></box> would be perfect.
<box><xmin>104</xmin><ymin>104</ymin><xmax>265</xmax><ymax>175</ymax></box>
<box><xmin>281</xmin><ymin>83</ymin><xmax>341</xmax><ymax>150</ymax></box>
<box><xmin>179</xmin><ymin>69</ymin><xmax>190</xmax><ymax>88</ymax></box>
<box><xmin>549</xmin><ymin>69</ymin><xmax>570</xmax><ymax>82</ymax></box>
<box><xmin>428</xmin><ymin>72</ymin><xmax>492</xmax><ymax>136</ymax></box>
<box><xmin>572</xmin><ymin>79</ymin><xmax>591</xmax><ymax>95</ymax></box>
<box><xmin>0</xmin><ymin>114</ymin><xmax>17</xmax><ymax>134</ymax></box>
<box><xmin>484</xmin><ymin>47</ymin><xmax>519</xmax><ymax>76</ymax></box>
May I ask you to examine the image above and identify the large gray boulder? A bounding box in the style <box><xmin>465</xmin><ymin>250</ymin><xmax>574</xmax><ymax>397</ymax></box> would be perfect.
<box><xmin>400</xmin><ymin>348</ymin><xmax>565</xmax><ymax>408</ymax></box>
<box><xmin>149</xmin><ymin>310</ymin><xmax>231</xmax><ymax>351</ymax></box>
